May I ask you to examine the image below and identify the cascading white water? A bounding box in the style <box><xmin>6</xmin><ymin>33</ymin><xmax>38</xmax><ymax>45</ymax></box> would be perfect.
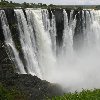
<box><xmin>89</xmin><ymin>10</ymin><xmax>100</xmax><ymax>47</ymax></box>
<box><xmin>50</xmin><ymin>11</ymin><xmax>57</xmax><ymax>56</ymax></box>
<box><xmin>42</xmin><ymin>9</ymin><xmax>50</xmax><ymax>31</ymax></box>
<box><xmin>46</xmin><ymin>9</ymin><xmax>100</xmax><ymax>91</ymax></box>
<box><xmin>0</xmin><ymin>10</ymin><xmax>26</xmax><ymax>74</ymax></box>
<box><xmin>42</xmin><ymin>9</ymin><xmax>56</xmax><ymax>56</ymax></box>
<box><xmin>28</xmin><ymin>9</ymin><xmax>56</xmax><ymax>80</ymax></box>
<box><xmin>63</xmin><ymin>9</ymin><xmax>76</xmax><ymax>56</ymax></box>
<box><xmin>57</xmin><ymin>10</ymin><xmax>100</xmax><ymax>91</ymax></box>
<box><xmin>82</xmin><ymin>10</ymin><xmax>100</xmax><ymax>49</ymax></box>
<box><xmin>25</xmin><ymin>9</ymin><xmax>37</xmax><ymax>54</ymax></box>
<box><xmin>14</xmin><ymin>9</ymin><xmax>42</xmax><ymax>78</ymax></box>
<box><xmin>2</xmin><ymin>8</ymin><xmax>100</xmax><ymax>91</ymax></box>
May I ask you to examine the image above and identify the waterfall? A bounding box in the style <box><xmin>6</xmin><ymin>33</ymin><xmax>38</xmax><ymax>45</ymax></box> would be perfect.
<box><xmin>89</xmin><ymin>10</ymin><xmax>100</xmax><ymax>48</ymax></box>
<box><xmin>42</xmin><ymin>9</ymin><xmax>57</xmax><ymax>56</ymax></box>
<box><xmin>1</xmin><ymin>8</ymin><xmax>100</xmax><ymax>90</ymax></box>
<box><xmin>50</xmin><ymin>11</ymin><xmax>57</xmax><ymax>56</ymax></box>
<box><xmin>28</xmin><ymin>9</ymin><xmax>56</xmax><ymax>79</ymax></box>
<box><xmin>14</xmin><ymin>9</ymin><xmax>42</xmax><ymax>78</ymax></box>
<box><xmin>0</xmin><ymin>10</ymin><xmax>26</xmax><ymax>74</ymax></box>
<box><xmin>42</xmin><ymin>9</ymin><xmax>50</xmax><ymax>31</ymax></box>
<box><xmin>82</xmin><ymin>10</ymin><xmax>100</xmax><ymax>49</ymax></box>
<box><xmin>63</xmin><ymin>9</ymin><xmax>76</xmax><ymax>56</ymax></box>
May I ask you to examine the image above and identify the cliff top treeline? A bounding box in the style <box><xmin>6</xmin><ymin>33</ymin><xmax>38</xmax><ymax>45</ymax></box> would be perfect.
<box><xmin>0</xmin><ymin>0</ymin><xmax>100</xmax><ymax>9</ymax></box>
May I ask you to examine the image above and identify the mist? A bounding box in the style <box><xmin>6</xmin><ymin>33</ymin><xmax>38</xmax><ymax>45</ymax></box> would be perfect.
<box><xmin>44</xmin><ymin>10</ymin><xmax>100</xmax><ymax>92</ymax></box>
<box><xmin>45</xmin><ymin>47</ymin><xmax>100</xmax><ymax>92</ymax></box>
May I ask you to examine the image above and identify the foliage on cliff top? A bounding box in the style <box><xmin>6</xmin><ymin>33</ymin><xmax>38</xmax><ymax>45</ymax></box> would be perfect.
<box><xmin>0</xmin><ymin>0</ymin><xmax>100</xmax><ymax>9</ymax></box>
<box><xmin>49</xmin><ymin>89</ymin><xmax>100</xmax><ymax>100</ymax></box>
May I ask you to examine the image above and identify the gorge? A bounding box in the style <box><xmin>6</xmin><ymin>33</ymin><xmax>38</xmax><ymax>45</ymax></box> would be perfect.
<box><xmin>1</xmin><ymin>8</ymin><xmax>100</xmax><ymax>99</ymax></box>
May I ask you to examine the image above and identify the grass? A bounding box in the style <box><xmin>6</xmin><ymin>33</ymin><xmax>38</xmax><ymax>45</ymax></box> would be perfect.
<box><xmin>49</xmin><ymin>89</ymin><xmax>100</xmax><ymax>100</ymax></box>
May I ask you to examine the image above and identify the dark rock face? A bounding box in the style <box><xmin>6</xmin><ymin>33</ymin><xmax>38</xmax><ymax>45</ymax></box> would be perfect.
<box><xmin>48</xmin><ymin>8</ymin><xmax>84</xmax><ymax>51</ymax></box>
<box><xmin>73</xmin><ymin>10</ymin><xmax>85</xmax><ymax>51</ymax></box>
<box><xmin>0</xmin><ymin>19</ymin><xmax>4</xmax><ymax>43</ymax></box>
<box><xmin>1</xmin><ymin>74</ymin><xmax>63</xmax><ymax>100</ymax></box>
<box><xmin>4</xmin><ymin>9</ymin><xmax>21</xmax><ymax>51</ymax></box>
<box><xmin>53</xmin><ymin>9</ymin><xmax>64</xmax><ymax>47</ymax></box>
<box><xmin>48</xmin><ymin>8</ymin><xmax>64</xmax><ymax>47</ymax></box>
<box><xmin>0</xmin><ymin>9</ymin><xmax>19</xmax><ymax>75</ymax></box>
<box><xmin>0</xmin><ymin>14</ymin><xmax>15</xmax><ymax>80</ymax></box>
<box><xmin>4</xmin><ymin>8</ymin><xmax>28</xmax><ymax>73</ymax></box>
<box><xmin>0</xmin><ymin>41</ymin><xmax>15</xmax><ymax>81</ymax></box>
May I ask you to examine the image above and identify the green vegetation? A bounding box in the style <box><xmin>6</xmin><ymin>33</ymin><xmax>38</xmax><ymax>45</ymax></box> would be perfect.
<box><xmin>49</xmin><ymin>89</ymin><xmax>100</xmax><ymax>100</ymax></box>
<box><xmin>0</xmin><ymin>83</ymin><xmax>27</xmax><ymax>100</ymax></box>
<box><xmin>0</xmin><ymin>0</ymin><xmax>49</xmax><ymax>8</ymax></box>
<box><xmin>95</xmin><ymin>5</ymin><xmax>100</xmax><ymax>10</ymax></box>
<box><xmin>0</xmin><ymin>0</ymin><xmax>100</xmax><ymax>9</ymax></box>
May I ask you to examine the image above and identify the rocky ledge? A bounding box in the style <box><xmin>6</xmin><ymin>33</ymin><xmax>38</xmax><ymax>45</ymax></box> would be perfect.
<box><xmin>1</xmin><ymin>74</ymin><xmax>64</xmax><ymax>100</ymax></box>
<box><xmin>0</xmin><ymin>40</ymin><xmax>63</xmax><ymax>100</ymax></box>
